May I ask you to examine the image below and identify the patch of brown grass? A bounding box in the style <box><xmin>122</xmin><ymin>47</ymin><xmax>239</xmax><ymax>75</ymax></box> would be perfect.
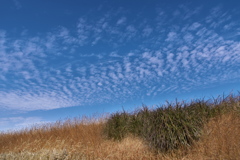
<box><xmin>0</xmin><ymin>117</ymin><xmax>104</xmax><ymax>153</ymax></box>
<box><xmin>185</xmin><ymin>112</ymin><xmax>240</xmax><ymax>159</ymax></box>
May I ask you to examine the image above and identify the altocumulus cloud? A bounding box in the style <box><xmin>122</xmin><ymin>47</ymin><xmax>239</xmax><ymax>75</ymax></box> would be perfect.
<box><xmin>0</xmin><ymin>4</ymin><xmax>240</xmax><ymax>111</ymax></box>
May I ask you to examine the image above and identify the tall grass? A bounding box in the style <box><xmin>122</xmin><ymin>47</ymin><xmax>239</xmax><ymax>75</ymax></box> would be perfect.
<box><xmin>0</xmin><ymin>94</ymin><xmax>239</xmax><ymax>159</ymax></box>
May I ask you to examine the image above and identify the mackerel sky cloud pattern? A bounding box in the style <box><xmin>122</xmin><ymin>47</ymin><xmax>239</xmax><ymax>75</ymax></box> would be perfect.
<box><xmin>0</xmin><ymin>0</ymin><xmax>240</xmax><ymax>131</ymax></box>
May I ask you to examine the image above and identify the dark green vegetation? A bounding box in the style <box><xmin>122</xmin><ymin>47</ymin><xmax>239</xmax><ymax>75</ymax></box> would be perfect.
<box><xmin>104</xmin><ymin>94</ymin><xmax>240</xmax><ymax>152</ymax></box>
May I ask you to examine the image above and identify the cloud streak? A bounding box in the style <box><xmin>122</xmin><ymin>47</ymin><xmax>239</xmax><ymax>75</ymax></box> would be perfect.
<box><xmin>0</xmin><ymin>116</ymin><xmax>50</xmax><ymax>132</ymax></box>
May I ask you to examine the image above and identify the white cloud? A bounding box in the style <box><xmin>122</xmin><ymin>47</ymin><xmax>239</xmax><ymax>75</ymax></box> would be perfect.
<box><xmin>188</xmin><ymin>22</ymin><xmax>201</xmax><ymax>31</ymax></box>
<box><xmin>223</xmin><ymin>22</ymin><xmax>236</xmax><ymax>30</ymax></box>
<box><xmin>142</xmin><ymin>26</ymin><xmax>153</xmax><ymax>37</ymax></box>
<box><xmin>0</xmin><ymin>116</ymin><xmax>51</xmax><ymax>132</ymax></box>
<box><xmin>183</xmin><ymin>33</ymin><xmax>194</xmax><ymax>43</ymax></box>
<box><xmin>0</xmin><ymin>91</ymin><xmax>78</xmax><ymax>111</ymax></box>
<box><xmin>116</xmin><ymin>17</ymin><xmax>127</xmax><ymax>25</ymax></box>
<box><xmin>166</xmin><ymin>32</ymin><xmax>177</xmax><ymax>41</ymax></box>
<box><xmin>109</xmin><ymin>52</ymin><xmax>122</xmax><ymax>57</ymax></box>
<box><xmin>126</xmin><ymin>25</ymin><xmax>136</xmax><ymax>32</ymax></box>
<box><xmin>142</xmin><ymin>52</ymin><xmax>152</xmax><ymax>58</ymax></box>
<box><xmin>77</xmin><ymin>18</ymin><xmax>90</xmax><ymax>46</ymax></box>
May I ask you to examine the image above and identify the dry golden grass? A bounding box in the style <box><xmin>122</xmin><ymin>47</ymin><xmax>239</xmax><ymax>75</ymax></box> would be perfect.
<box><xmin>1</xmin><ymin>110</ymin><xmax>240</xmax><ymax>159</ymax></box>
<box><xmin>185</xmin><ymin>112</ymin><xmax>240</xmax><ymax>160</ymax></box>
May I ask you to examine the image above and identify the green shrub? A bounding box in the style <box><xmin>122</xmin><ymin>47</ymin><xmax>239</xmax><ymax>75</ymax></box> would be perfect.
<box><xmin>103</xmin><ymin>111</ymin><xmax>130</xmax><ymax>140</ymax></box>
<box><xmin>142</xmin><ymin>101</ymin><xmax>208</xmax><ymax>152</ymax></box>
<box><xmin>128</xmin><ymin>107</ymin><xmax>151</xmax><ymax>137</ymax></box>
<box><xmin>103</xmin><ymin>94</ymin><xmax>240</xmax><ymax>152</ymax></box>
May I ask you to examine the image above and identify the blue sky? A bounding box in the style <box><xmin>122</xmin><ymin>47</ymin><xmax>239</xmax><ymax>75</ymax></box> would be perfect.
<box><xmin>0</xmin><ymin>0</ymin><xmax>240</xmax><ymax>132</ymax></box>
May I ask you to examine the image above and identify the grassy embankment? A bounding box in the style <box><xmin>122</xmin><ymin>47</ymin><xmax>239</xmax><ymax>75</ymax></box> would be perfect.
<box><xmin>0</xmin><ymin>94</ymin><xmax>240</xmax><ymax>159</ymax></box>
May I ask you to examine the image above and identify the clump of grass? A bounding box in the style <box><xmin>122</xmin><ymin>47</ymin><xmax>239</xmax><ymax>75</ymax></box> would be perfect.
<box><xmin>103</xmin><ymin>94</ymin><xmax>240</xmax><ymax>152</ymax></box>
<box><xmin>142</xmin><ymin>100</ymin><xmax>213</xmax><ymax>152</ymax></box>
<box><xmin>103</xmin><ymin>111</ymin><xmax>130</xmax><ymax>140</ymax></box>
